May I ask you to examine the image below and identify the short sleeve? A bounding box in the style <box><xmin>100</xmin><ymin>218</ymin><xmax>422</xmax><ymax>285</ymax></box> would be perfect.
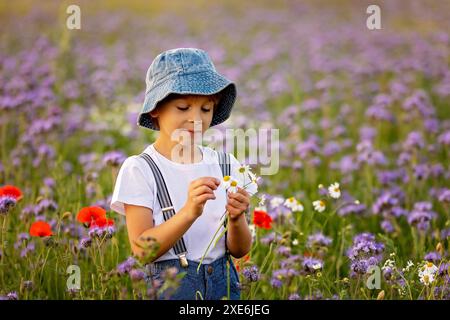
<box><xmin>110</xmin><ymin>155</ymin><xmax>156</xmax><ymax>216</ymax></box>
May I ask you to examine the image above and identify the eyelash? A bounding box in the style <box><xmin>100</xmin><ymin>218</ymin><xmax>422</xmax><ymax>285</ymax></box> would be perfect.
<box><xmin>177</xmin><ymin>106</ymin><xmax>211</xmax><ymax>112</ymax></box>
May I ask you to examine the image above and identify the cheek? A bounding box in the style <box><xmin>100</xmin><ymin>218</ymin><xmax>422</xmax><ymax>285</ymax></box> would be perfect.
<box><xmin>202</xmin><ymin>111</ymin><xmax>214</xmax><ymax>127</ymax></box>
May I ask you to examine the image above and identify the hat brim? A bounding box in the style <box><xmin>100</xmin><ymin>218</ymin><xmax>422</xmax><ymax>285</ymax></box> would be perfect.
<box><xmin>137</xmin><ymin>70</ymin><xmax>237</xmax><ymax>131</ymax></box>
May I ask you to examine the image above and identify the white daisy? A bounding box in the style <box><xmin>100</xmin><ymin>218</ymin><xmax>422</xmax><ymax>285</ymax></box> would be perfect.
<box><xmin>418</xmin><ymin>262</ymin><xmax>438</xmax><ymax>286</ymax></box>
<box><xmin>245</xmin><ymin>179</ymin><xmax>258</xmax><ymax>196</ymax></box>
<box><xmin>222</xmin><ymin>175</ymin><xmax>242</xmax><ymax>193</ymax></box>
<box><xmin>235</xmin><ymin>164</ymin><xmax>251</xmax><ymax>175</ymax></box>
<box><xmin>419</xmin><ymin>272</ymin><xmax>435</xmax><ymax>286</ymax></box>
<box><xmin>328</xmin><ymin>182</ymin><xmax>341</xmax><ymax>199</ymax></box>
<box><xmin>227</xmin><ymin>179</ymin><xmax>241</xmax><ymax>193</ymax></box>
<box><xmin>312</xmin><ymin>262</ymin><xmax>323</xmax><ymax>270</ymax></box>
<box><xmin>231</xmin><ymin>165</ymin><xmax>259</xmax><ymax>196</ymax></box>
<box><xmin>284</xmin><ymin>197</ymin><xmax>304</xmax><ymax>212</ymax></box>
<box><xmin>258</xmin><ymin>194</ymin><xmax>266</xmax><ymax>207</ymax></box>
<box><xmin>313</xmin><ymin>200</ymin><xmax>326</xmax><ymax>212</ymax></box>
<box><xmin>422</xmin><ymin>261</ymin><xmax>438</xmax><ymax>274</ymax></box>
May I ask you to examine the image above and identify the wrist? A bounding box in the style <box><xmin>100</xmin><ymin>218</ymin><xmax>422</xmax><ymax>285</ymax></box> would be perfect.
<box><xmin>181</xmin><ymin>205</ymin><xmax>198</xmax><ymax>222</ymax></box>
<box><xmin>228</xmin><ymin>209</ymin><xmax>247</xmax><ymax>225</ymax></box>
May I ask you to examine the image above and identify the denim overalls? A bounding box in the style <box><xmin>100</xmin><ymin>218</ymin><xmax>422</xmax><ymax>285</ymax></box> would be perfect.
<box><xmin>145</xmin><ymin>254</ymin><xmax>241</xmax><ymax>300</ymax></box>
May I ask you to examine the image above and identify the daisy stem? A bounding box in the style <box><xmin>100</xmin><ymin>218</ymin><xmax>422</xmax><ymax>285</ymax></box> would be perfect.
<box><xmin>196</xmin><ymin>212</ymin><xmax>228</xmax><ymax>274</ymax></box>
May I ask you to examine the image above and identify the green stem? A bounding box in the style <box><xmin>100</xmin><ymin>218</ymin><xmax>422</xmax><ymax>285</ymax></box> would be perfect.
<box><xmin>197</xmin><ymin>212</ymin><xmax>228</xmax><ymax>274</ymax></box>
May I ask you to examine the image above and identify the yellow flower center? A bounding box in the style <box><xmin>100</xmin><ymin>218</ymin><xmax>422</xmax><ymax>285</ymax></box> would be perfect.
<box><xmin>426</xmin><ymin>262</ymin><xmax>433</xmax><ymax>268</ymax></box>
<box><xmin>424</xmin><ymin>275</ymin><xmax>429</xmax><ymax>283</ymax></box>
<box><xmin>239</xmin><ymin>167</ymin><xmax>245</xmax><ymax>173</ymax></box>
<box><xmin>319</xmin><ymin>201</ymin><xmax>325</xmax><ymax>207</ymax></box>
<box><xmin>223</xmin><ymin>176</ymin><xmax>230</xmax><ymax>182</ymax></box>
<box><xmin>230</xmin><ymin>181</ymin><xmax>237</xmax><ymax>187</ymax></box>
<box><xmin>334</xmin><ymin>188</ymin><xmax>339</xmax><ymax>192</ymax></box>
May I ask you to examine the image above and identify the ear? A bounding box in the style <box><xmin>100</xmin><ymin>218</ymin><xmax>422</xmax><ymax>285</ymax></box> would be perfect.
<box><xmin>148</xmin><ymin>111</ymin><xmax>159</xmax><ymax>129</ymax></box>
<box><xmin>149</xmin><ymin>109</ymin><xmax>159</xmax><ymax>118</ymax></box>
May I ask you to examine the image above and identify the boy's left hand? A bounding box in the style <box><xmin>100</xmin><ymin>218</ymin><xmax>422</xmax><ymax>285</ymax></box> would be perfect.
<box><xmin>226</xmin><ymin>187</ymin><xmax>250</xmax><ymax>221</ymax></box>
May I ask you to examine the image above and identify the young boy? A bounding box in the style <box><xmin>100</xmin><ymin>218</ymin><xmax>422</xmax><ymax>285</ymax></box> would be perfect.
<box><xmin>110</xmin><ymin>48</ymin><xmax>252</xmax><ymax>300</ymax></box>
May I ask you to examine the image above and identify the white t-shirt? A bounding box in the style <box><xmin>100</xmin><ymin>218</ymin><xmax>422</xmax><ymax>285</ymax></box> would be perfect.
<box><xmin>110</xmin><ymin>143</ymin><xmax>240</xmax><ymax>263</ymax></box>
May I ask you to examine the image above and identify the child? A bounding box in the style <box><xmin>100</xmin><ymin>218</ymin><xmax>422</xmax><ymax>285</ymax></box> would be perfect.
<box><xmin>110</xmin><ymin>48</ymin><xmax>252</xmax><ymax>300</ymax></box>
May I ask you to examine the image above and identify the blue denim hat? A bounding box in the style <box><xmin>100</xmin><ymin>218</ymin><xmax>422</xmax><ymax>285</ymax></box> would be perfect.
<box><xmin>138</xmin><ymin>48</ymin><xmax>237</xmax><ymax>131</ymax></box>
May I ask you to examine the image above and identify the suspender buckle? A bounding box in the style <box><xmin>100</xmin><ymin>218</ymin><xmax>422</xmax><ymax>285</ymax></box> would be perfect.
<box><xmin>162</xmin><ymin>206</ymin><xmax>174</xmax><ymax>212</ymax></box>
<box><xmin>178</xmin><ymin>252</ymin><xmax>189</xmax><ymax>268</ymax></box>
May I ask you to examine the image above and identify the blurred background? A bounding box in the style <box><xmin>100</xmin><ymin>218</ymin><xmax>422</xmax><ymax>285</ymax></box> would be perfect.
<box><xmin>0</xmin><ymin>0</ymin><xmax>449</xmax><ymax>300</ymax></box>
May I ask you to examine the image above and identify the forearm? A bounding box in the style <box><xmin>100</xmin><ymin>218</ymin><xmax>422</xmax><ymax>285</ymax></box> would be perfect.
<box><xmin>135</xmin><ymin>206</ymin><xmax>196</xmax><ymax>262</ymax></box>
<box><xmin>226</xmin><ymin>212</ymin><xmax>252</xmax><ymax>259</ymax></box>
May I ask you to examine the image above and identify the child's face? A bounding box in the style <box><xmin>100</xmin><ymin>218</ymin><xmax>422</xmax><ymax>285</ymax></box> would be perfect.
<box><xmin>150</xmin><ymin>94</ymin><xmax>216</xmax><ymax>143</ymax></box>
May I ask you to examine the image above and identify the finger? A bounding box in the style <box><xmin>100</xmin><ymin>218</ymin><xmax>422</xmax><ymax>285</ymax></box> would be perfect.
<box><xmin>191</xmin><ymin>177</ymin><xmax>220</xmax><ymax>190</ymax></box>
<box><xmin>227</xmin><ymin>198</ymin><xmax>247</xmax><ymax>211</ymax></box>
<box><xmin>226</xmin><ymin>205</ymin><xmax>242</xmax><ymax>216</ymax></box>
<box><xmin>192</xmin><ymin>185</ymin><xmax>215</xmax><ymax>196</ymax></box>
<box><xmin>228</xmin><ymin>192</ymin><xmax>249</xmax><ymax>204</ymax></box>
<box><xmin>236</xmin><ymin>187</ymin><xmax>250</xmax><ymax>197</ymax></box>
<box><xmin>196</xmin><ymin>193</ymin><xmax>216</xmax><ymax>204</ymax></box>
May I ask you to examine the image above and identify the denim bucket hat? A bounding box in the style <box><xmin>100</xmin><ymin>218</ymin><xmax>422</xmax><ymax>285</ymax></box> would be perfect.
<box><xmin>138</xmin><ymin>48</ymin><xmax>237</xmax><ymax>131</ymax></box>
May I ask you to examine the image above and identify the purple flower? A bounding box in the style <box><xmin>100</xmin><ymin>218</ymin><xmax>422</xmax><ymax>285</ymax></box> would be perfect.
<box><xmin>79</xmin><ymin>237</ymin><xmax>92</xmax><ymax>249</ymax></box>
<box><xmin>437</xmin><ymin>130</ymin><xmax>450</xmax><ymax>146</ymax></box>
<box><xmin>260</xmin><ymin>232</ymin><xmax>281</xmax><ymax>246</ymax></box>
<box><xmin>276</xmin><ymin>246</ymin><xmax>291</xmax><ymax>257</ymax></box>
<box><xmin>347</xmin><ymin>233</ymin><xmax>384</xmax><ymax>276</ymax></box>
<box><xmin>438</xmin><ymin>189</ymin><xmax>450</xmax><ymax>203</ymax></box>
<box><xmin>6</xmin><ymin>291</ymin><xmax>18</xmax><ymax>300</ymax></box>
<box><xmin>338</xmin><ymin>203</ymin><xmax>367</xmax><ymax>216</ymax></box>
<box><xmin>403</xmin><ymin>131</ymin><xmax>425</xmax><ymax>150</ymax></box>
<box><xmin>35</xmin><ymin>199</ymin><xmax>58</xmax><ymax>214</ymax></box>
<box><xmin>301</xmin><ymin>257</ymin><xmax>323</xmax><ymax>274</ymax></box>
<box><xmin>270</xmin><ymin>278</ymin><xmax>283</xmax><ymax>288</ymax></box>
<box><xmin>102</xmin><ymin>151</ymin><xmax>126</xmax><ymax>167</ymax></box>
<box><xmin>243</xmin><ymin>265</ymin><xmax>260</xmax><ymax>282</ymax></box>
<box><xmin>381</xmin><ymin>220</ymin><xmax>394</xmax><ymax>233</ymax></box>
<box><xmin>117</xmin><ymin>256</ymin><xmax>136</xmax><ymax>275</ymax></box>
<box><xmin>129</xmin><ymin>269</ymin><xmax>146</xmax><ymax>282</ymax></box>
<box><xmin>424</xmin><ymin>251</ymin><xmax>442</xmax><ymax>263</ymax></box>
<box><xmin>356</xmin><ymin>141</ymin><xmax>387</xmax><ymax>166</ymax></box>
<box><xmin>0</xmin><ymin>196</ymin><xmax>17</xmax><ymax>215</ymax></box>
<box><xmin>307</xmin><ymin>232</ymin><xmax>332</xmax><ymax>248</ymax></box>
<box><xmin>288</xmin><ymin>293</ymin><xmax>301</xmax><ymax>300</ymax></box>
<box><xmin>407</xmin><ymin>202</ymin><xmax>437</xmax><ymax>232</ymax></box>
<box><xmin>271</xmin><ymin>268</ymin><xmax>298</xmax><ymax>286</ymax></box>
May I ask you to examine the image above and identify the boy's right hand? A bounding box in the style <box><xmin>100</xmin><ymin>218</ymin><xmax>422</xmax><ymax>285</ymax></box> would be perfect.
<box><xmin>184</xmin><ymin>177</ymin><xmax>220</xmax><ymax>219</ymax></box>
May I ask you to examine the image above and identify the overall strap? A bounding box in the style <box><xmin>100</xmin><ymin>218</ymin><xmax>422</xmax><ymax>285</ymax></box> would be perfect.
<box><xmin>216</xmin><ymin>150</ymin><xmax>231</xmax><ymax>257</ymax></box>
<box><xmin>138</xmin><ymin>153</ymin><xmax>189</xmax><ymax>268</ymax></box>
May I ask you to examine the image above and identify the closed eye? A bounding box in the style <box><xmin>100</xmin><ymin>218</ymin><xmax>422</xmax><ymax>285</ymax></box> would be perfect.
<box><xmin>177</xmin><ymin>106</ymin><xmax>212</xmax><ymax>112</ymax></box>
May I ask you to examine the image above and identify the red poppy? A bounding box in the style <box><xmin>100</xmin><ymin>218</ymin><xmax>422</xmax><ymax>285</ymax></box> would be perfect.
<box><xmin>0</xmin><ymin>185</ymin><xmax>23</xmax><ymax>201</ymax></box>
<box><xmin>77</xmin><ymin>206</ymin><xmax>106</xmax><ymax>226</ymax></box>
<box><xmin>29</xmin><ymin>221</ymin><xmax>53</xmax><ymax>237</ymax></box>
<box><xmin>253</xmin><ymin>209</ymin><xmax>272</xmax><ymax>229</ymax></box>
<box><xmin>90</xmin><ymin>216</ymin><xmax>114</xmax><ymax>229</ymax></box>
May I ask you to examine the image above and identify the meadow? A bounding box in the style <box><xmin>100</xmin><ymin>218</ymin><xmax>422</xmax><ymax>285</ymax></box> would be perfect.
<box><xmin>0</xmin><ymin>0</ymin><xmax>449</xmax><ymax>300</ymax></box>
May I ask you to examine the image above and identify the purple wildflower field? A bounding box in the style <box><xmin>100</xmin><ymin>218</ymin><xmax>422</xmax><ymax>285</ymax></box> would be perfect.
<box><xmin>0</xmin><ymin>0</ymin><xmax>449</xmax><ymax>300</ymax></box>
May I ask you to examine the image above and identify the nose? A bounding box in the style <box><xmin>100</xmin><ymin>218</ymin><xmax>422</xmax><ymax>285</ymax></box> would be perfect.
<box><xmin>187</xmin><ymin>108</ymin><xmax>204</xmax><ymax>125</ymax></box>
